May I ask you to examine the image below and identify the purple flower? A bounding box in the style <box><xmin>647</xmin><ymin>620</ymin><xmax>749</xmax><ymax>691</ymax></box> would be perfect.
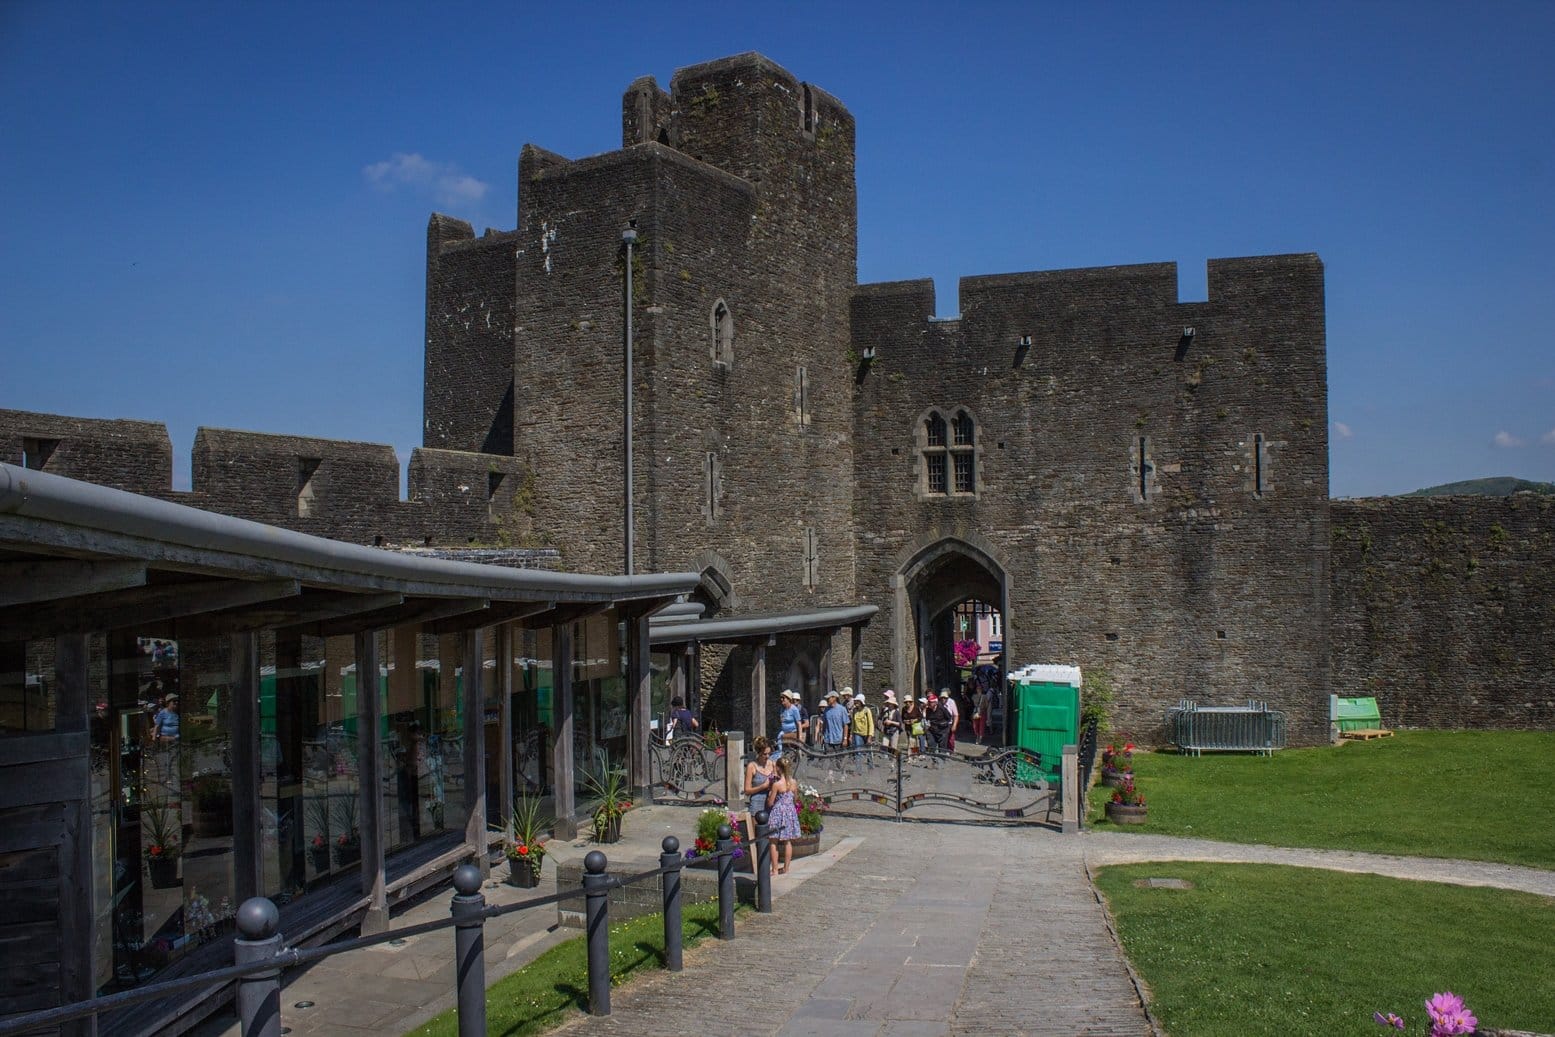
<box><xmin>1374</xmin><ymin>1011</ymin><xmax>1405</xmax><ymax>1030</ymax></box>
<box><xmin>1425</xmin><ymin>992</ymin><xmax>1477</xmax><ymax>1036</ymax></box>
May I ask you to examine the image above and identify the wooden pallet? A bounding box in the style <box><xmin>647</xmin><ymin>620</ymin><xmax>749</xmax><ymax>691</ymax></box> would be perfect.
<box><xmin>1341</xmin><ymin>728</ymin><xmax>1393</xmax><ymax>740</ymax></box>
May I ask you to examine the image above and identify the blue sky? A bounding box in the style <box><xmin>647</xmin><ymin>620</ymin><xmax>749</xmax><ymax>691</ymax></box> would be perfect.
<box><xmin>2</xmin><ymin>2</ymin><xmax>1551</xmax><ymax>498</ymax></box>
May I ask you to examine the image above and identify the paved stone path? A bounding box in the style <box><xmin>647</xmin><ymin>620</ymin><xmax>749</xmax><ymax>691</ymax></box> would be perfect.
<box><xmin>195</xmin><ymin>806</ymin><xmax>1555</xmax><ymax>1036</ymax></box>
<box><xmin>554</xmin><ymin>819</ymin><xmax>1152</xmax><ymax>1037</ymax></box>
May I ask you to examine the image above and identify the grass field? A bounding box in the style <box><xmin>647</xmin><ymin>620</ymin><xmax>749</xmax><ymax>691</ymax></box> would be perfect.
<box><xmin>1094</xmin><ymin>862</ymin><xmax>1555</xmax><ymax>1035</ymax></box>
<box><xmin>1088</xmin><ymin>731</ymin><xmax>1555</xmax><ymax>869</ymax></box>
<box><xmin>408</xmin><ymin>899</ymin><xmax>732</xmax><ymax>1037</ymax></box>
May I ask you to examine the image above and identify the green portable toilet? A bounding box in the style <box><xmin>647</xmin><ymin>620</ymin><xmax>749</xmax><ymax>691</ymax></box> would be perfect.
<box><xmin>1008</xmin><ymin>664</ymin><xmax>1081</xmax><ymax>789</ymax></box>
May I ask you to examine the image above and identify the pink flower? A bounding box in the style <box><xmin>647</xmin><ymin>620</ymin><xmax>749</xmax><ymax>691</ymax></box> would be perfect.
<box><xmin>1373</xmin><ymin>1012</ymin><xmax>1405</xmax><ymax>1030</ymax></box>
<box><xmin>1425</xmin><ymin>992</ymin><xmax>1477</xmax><ymax>1036</ymax></box>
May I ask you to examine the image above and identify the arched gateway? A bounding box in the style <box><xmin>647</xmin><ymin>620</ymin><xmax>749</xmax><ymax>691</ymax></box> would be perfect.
<box><xmin>893</xmin><ymin>534</ymin><xmax>1012</xmax><ymax>742</ymax></box>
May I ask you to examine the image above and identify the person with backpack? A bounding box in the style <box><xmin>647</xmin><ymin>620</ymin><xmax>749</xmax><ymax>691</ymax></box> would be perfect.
<box><xmin>849</xmin><ymin>692</ymin><xmax>876</xmax><ymax>770</ymax></box>
<box><xmin>666</xmin><ymin>697</ymin><xmax>699</xmax><ymax>740</ymax></box>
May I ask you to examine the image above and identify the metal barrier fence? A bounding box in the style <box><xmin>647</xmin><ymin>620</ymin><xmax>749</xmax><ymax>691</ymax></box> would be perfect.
<box><xmin>0</xmin><ymin>819</ymin><xmax>773</xmax><ymax>1037</ymax></box>
<box><xmin>783</xmin><ymin>742</ymin><xmax>1055</xmax><ymax>823</ymax></box>
<box><xmin>648</xmin><ymin>734</ymin><xmax>728</xmax><ymax>805</ymax></box>
<box><xmin>1168</xmin><ymin>699</ymin><xmax>1287</xmax><ymax>756</ymax></box>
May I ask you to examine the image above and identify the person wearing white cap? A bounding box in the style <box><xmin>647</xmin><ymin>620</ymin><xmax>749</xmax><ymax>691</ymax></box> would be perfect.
<box><xmin>880</xmin><ymin>690</ymin><xmax>902</xmax><ymax>752</ymax></box>
<box><xmin>903</xmin><ymin>695</ymin><xmax>926</xmax><ymax>756</ymax></box>
<box><xmin>821</xmin><ymin>690</ymin><xmax>848</xmax><ymax>752</ymax></box>
<box><xmin>849</xmin><ymin>692</ymin><xmax>876</xmax><ymax>770</ymax></box>
<box><xmin>778</xmin><ymin>690</ymin><xmax>803</xmax><ymax>755</ymax></box>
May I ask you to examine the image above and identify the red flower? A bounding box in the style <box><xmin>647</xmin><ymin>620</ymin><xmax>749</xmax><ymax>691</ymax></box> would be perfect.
<box><xmin>148</xmin><ymin>843</ymin><xmax>166</xmax><ymax>858</ymax></box>
<box><xmin>311</xmin><ymin>834</ymin><xmax>325</xmax><ymax>849</ymax></box>
<box><xmin>516</xmin><ymin>844</ymin><xmax>530</xmax><ymax>856</ymax></box>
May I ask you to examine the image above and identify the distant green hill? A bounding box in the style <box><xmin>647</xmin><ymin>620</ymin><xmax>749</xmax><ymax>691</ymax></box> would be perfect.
<box><xmin>1407</xmin><ymin>477</ymin><xmax>1555</xmax><ymax>497</ymax></box>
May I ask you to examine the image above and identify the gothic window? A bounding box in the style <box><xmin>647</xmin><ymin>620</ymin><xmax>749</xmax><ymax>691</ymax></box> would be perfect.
<box><xmin>919</xmin><ymin>409</ymin><xmax>978</xmax><ymax>498</ymax></box>
<box><xmin>710</xmin><ymin>300</ymin><xmax>734</xmax><ymax>368</ymax></box>
<box><xmin>801</xmin><ymin>84</ymin><xmax>817</xmax><ymax>137</ymax></box>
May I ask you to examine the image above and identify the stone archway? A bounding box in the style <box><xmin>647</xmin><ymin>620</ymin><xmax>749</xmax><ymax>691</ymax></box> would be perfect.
<box><xmin>894</xmin><ymin>535</ymin><xmax>1012</xmax><ymax>740</ymax></box>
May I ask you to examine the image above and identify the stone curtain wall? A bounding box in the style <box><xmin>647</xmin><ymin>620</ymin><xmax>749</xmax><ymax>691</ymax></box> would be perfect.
<box><xmin>1331</xmin><ymin>495</ymin><xmax>1555</xmax><ymax>729</ymax></box>
<box><xmin>0</xmin><ymin>409</ymin><xmax>528</xmax><ymax>551</ymax></box>
<box><xmin>0</xmin><ymin>411</ymin><xmax>173</xmax><ymax>495</ymax></box>
<box><xmin>850</xmin><ymin>257</ymin><xmax>1332</xmax><ymax>745</ymax></box>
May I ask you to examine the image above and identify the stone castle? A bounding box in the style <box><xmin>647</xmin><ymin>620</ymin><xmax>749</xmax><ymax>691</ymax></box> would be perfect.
<box><xmin>5</xmin><ymin>53</ymin><xmax>1551</xmax><ymax>740</ymax></box>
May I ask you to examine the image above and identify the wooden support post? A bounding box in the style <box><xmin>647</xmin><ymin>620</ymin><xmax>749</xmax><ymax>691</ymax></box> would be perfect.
<box><xmin>750</xmin><ymin>643</ymin><xmax>767</xmax><ymax>739</ymax></box>
<box><xmin>497</xmin><ymin>625</ymin><xmax>514</xmax><ymax>835</ymax></box>
<box><xmin>689</xmin><ymin>641</ymin><xmax>702</xmax><ymax>710</ymax></box>
<box><xmin>231</xmin><ymin>632</ymin><xmax>263</xmax><ymax>904</ymax></box>
<box><xmin>355</xmin><ymin>629</ymin><xmax>388</xmax><ymax>933</ymax></box>
<box><xmin>54</xmin><ymin>634</ymin><xmax>95</xmax><ymax>1037</ymax></box>
<box><xmin>851</xmin><ymin>625</ymin><xmax>864</xmax><ymax>699</ymax></box>
<box><xmin>1061</xmin><ymin>743</ymin><xmax>1079</xmax><ymax>834</ymax></box>
<box><xmin>551</xmin><ymin>622</ymin><xmax>577</xmax><ymax>839</ymax></box>
<box><xmin>462</xmin><ymin>629</ymin><xmax>488</xmax><ymax>876</ymax></box>
<box><xmin>626</xmin><ymin>609</ymin><xmax>651</xmax><ymax>796</ymax></box>
<box><xmin>819</xmin><ymin>634</ymin><xmax>833</xmax><ymax>695</ymax></box>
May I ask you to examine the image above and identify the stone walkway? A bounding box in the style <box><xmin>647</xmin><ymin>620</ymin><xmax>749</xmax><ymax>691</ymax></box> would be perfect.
<box><xmin>194</xmin><ymin>806</ymin><xmax>1555</xmax><ymax>1036</ymax></box>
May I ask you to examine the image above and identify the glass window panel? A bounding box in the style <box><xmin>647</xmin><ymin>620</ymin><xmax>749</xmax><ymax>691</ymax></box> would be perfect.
<box><xmin>926</xmin><ymin>453</ymin><xmax>947</xmax><ymax>494</ymax></box>
<box><xmin>953</xmin><ymin>451</ymin><xmax>975</xmax><ymax>493</ymax></box>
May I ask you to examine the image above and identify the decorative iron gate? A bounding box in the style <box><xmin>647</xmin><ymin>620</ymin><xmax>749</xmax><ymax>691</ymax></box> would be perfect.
<box><xmin>780</xmin><ymin>743</ymin><xmax>1055</xmax><ymax>824</ymax></box>
<box><xmin>648</xmin><ymin>735</ymin><xmax>729</xmax><ymax>805</ymax></box>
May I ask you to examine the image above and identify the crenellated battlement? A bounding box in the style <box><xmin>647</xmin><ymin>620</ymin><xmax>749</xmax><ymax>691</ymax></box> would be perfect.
<box><xmin>0</xmin><ymin>409</ymin><xmax>539</xmax><ymax>553</ymax></box>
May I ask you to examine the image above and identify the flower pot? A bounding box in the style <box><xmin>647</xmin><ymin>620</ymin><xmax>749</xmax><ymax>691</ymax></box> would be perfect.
<box><xmin>334</xmin><ymin>842</ymin><xmax>361</xmax><ymax>868</ymax></box>
<box><xmin>1100</xmin><ymin>767</ymin><xmax>1131</xmax><ymax>789</ymax></box>
<box><xmin>594</xmin><ymin>815</ymin><xmax>622</xmax><ymax>844</ymax></box>
<box><xmin>505</xmin><ymin>856</ymin><xmax>542</xmax><ymax>888</ymax></box>
<box><xmin>147</xmin><ymin>856</ymin><xmax>180</xmax><ymax>889</ymax></box>
<box><xmin>1105</xmin><ymin>801</ymin><xmax>1148</xmax><ymax>825</ymax></box>
<box><xmin>309</xmin><ymin>845</ymin><xmax>332</xmax><ymax>873</ymax></box>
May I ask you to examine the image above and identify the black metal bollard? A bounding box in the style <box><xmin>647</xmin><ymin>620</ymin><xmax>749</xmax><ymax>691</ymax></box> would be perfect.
<box><xmin>715</xmin><ymin>824</ymin><xmax>735</xmax><ymax>940</ymax></box>
<box><xmin>582</xmin><ymin>850</ymin><xmax>612</xmax><ymax>1015</ymax></box>
<box><xmin>450</xmin><ymin>863</ymin><xmax>487</xmax><ymax>1037</ymax></box>
<box><xmin>754</xmin><ymin>810</ymin><xmax>772</xmax><ymax>913</ymax></box>
<box><xmin>234</xmin><ymin>898</ymin><xmax>283</xmax><ymax>1037</ymax></box>
<box><xmin>659</xmin><ymin>836</ymin><xmax>684</xmax><ymax>972</ymax></box>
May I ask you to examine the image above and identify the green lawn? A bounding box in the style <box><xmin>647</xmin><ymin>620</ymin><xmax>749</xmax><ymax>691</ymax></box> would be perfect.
<box><xmin>1088</xmin><ymin>731</ymin><xmax>1555</xmax><ymax>869</ymax></box>
<box><xmin>408</xmin><ymin>899</ymin><xmax>733</xmax><ymax>1037</ymax></box>
<box><xmin>1094</xmin><ymin>862</ymin><xmax>1555</xmax><ymax>1036</ymax></box>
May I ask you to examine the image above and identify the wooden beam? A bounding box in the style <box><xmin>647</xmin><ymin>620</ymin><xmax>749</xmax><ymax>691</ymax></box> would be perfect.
<box><xmin>230</xmin><ymin>632</ymin><xmax>263</xmax><ymax>904</ymax></box>
<box><xmin>0</xmin><ymin>559</ymin><xmax>147</xmax><ymax>607</ymax></box>
<box><xmin>174</xmin><ymin>591</ymin><xmax>405</xmax><ymax>638</ymax></box>
<box><xmin>496</xmin><ymin>625</ymin><xmax>514</xmax><ymax>834</ymax></box>
<box><xmin>356</xmin><ymin>629</ymin><xmax>389</xmax><ymax>934</ymax></box>
<box><xmin>304</xmin><ymin>596</ymin><xmax>489</xmax><ymax>639</ymax></box>
<box><xmin>422</xmin><ymin>599</ymin><xmax>555</xmax><ymax>636</ymax></box>
<box><xmin>751</xmin><ymin>642</ymin><xmax>767</xmax><ymax>740</ymax></box>
<box><xmin>851</xmin><ymin>624</ymin><xmax>864</xmax><ymax>700</ymax></box>
<box><xmin>550</xmin><ymin>621</ymin><xmax>576</xmax><ymax>839</ymax></box>
<box><xmin>626</xmin><ymin>610</ymin><xmax>650</xmax><ymax>793</ymax></box>
<box><xmin>0</xmin><ymin>577</ymin><xmax>301</xmax><ymax>641</ymax></box>
<box><xmin>517</xmin><ymin>600</ymin><xmax>613</xmax><ymax>630</ymax></box>
<box><xmin>52</xmin><ymin>635</ymin><xmax>94</xmax><ymax>1037</ymax></box>
<box><xmin>462</xmin><ymin>630</ymin><xmax>488</xmax><ymax>876</ymax></box>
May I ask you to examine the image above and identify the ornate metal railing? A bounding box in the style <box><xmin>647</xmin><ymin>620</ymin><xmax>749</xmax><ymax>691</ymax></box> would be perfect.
<box><xmin>647</xmin><ymin>735</ymin><xmax>727</xmax><ymax>805</ymax></box>
<box><xmin>781</xmin><ymin>743</ymin><xmax>1055</xmax><ymax>823</ymax></box>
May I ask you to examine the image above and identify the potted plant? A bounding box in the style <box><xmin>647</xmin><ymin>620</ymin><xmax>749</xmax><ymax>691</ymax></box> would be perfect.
<box><xmin>142</xmin><ymin>798</ymin><xmax>182</xmax><ymax>888</ymax></box>
<box><xmin>1100</xmin><ymin>743</ymin><xmax>1135</xmax><ymax>788</ymax></box>
<box><xmin>583</xmin><ymin>767</ymin><xmax>632</xmax><ymax>844</ymax></box>
<box><xmin>332</xmin><ymin>794</ymin><xmax>360</xmax><ymax>867</ymax></box>
<box><xmin>501</xmin><ymin>793</ymin><xmax>551</xmax><ymax>888</ymax></box>
<box><xmin>683</xmin><ymin>808</ymin><xmax>745</xmax><ymax>868</ymax></box>
<box><xmin>191</xmin><ymin>773</ymin><xmax>233</xmax><ymax>837</ymax></box>
<box><xmin>1104</xmin><ymin>774</ymin><xmax>1147</xmax><ymax>824</ymax></box>
<box><xmin>306</xmin><ymin>799</ymin><xmax>332</xmax><ymax>872</ymax></box>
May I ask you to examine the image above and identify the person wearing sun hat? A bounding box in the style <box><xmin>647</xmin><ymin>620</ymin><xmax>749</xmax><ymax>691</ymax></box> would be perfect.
<box><xmin>821</xmin><ymin>689</ymin><xmax>848</xmax><ymax>753</ymax></box>
<box><xmin>777</xmin><ymin>689</ymin><xmax>803</xmax><ymax>753</ymax></box>
<box><xmin>880</xmin><ymin>689</ymin><xmax>902</xmax><ymax>751</ymax></box>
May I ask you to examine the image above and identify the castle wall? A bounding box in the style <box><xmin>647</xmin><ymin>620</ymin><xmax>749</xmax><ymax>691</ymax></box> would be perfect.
<box><xmin>0</xmin><ymin>409</ymin><xmax>173</xmax><ymax>494</ymax></box>
<box><xmin>0</xmin><ymin>410</ymin><xmax>531</xmax><ymax>552</ymax></box>
<box><xmin>424</xmin><ymin>218</ymin><xmax>519</xmax><ymax>455</ymax></box>
<box><xmin>1331</xmin><ymin>495</ymin><xmax>1555</xmax><ymax>729</ymax></box>
<box><xmin>851</xmin><ymin>256</ymin><xmax>1333</xmax><ymax>743</ymax></box>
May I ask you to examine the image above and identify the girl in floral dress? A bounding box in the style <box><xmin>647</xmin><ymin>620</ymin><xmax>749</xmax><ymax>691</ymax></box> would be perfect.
<box><xmin>766</xmin><ymin>757</ymin><xmax>802</xmax><ymax>874</ymax></box>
